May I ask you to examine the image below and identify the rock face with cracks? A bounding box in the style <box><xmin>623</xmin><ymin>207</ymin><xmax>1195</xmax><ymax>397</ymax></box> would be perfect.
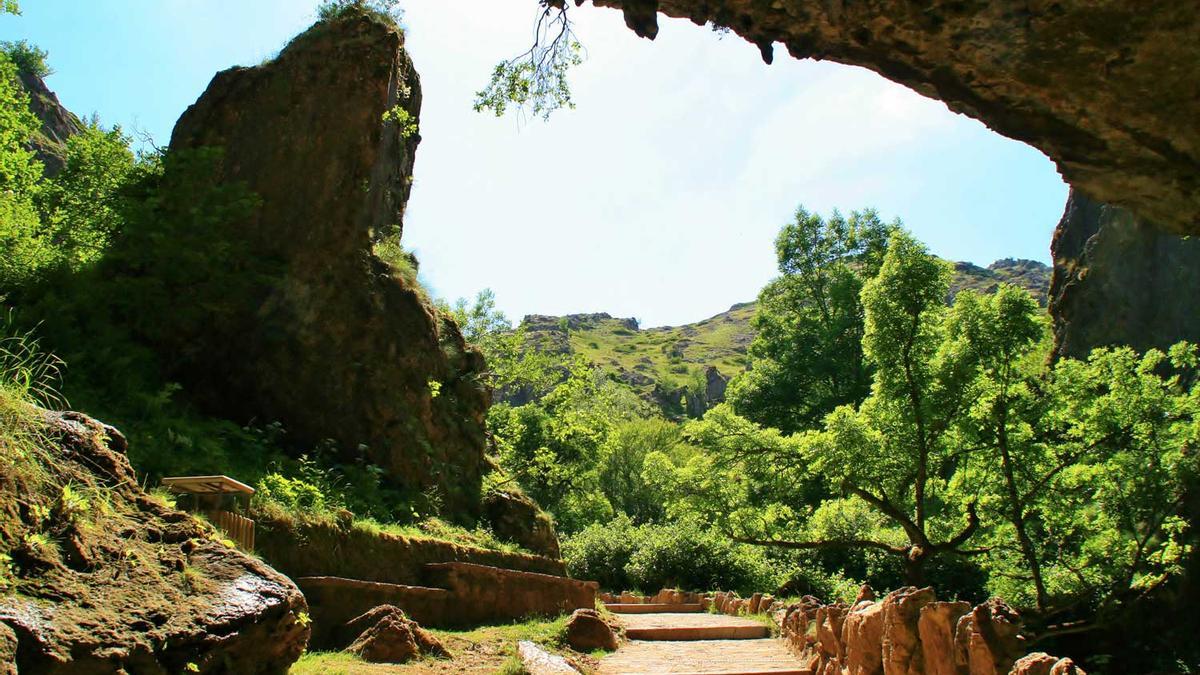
<box><xmin>1049</xmin><ymin>188</ymin><xmax>1200</xmax><ymax>360</ymax></box>
<box><xmin>166</xmin><ymin>12</ymin><xmax>494</xmax><ymax>521</ymax></box>
<box><xmin>17</xmin><ymin>69</ymin><xmax>82</xmax><ymax>177</ymax></box>
<box><xmin>0</xmin><ymin>411</ymin><xmax>309</xmax><ymax>673</ymax></box>
<box><xmin>584</xmin><ymin>0</ymin><xmax>1200</xmax><ymax>235</ymax></box>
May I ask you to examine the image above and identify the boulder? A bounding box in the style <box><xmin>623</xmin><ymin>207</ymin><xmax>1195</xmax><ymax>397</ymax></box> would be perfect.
<box><xmin>748</xmin><ymin>592</ymin><xmax>764</xmax><ymax>614</ymax></box>
<box><xmin>343</xmin><ymin>605</ymin><xmax>447</xmax><ymax>664</ymax></box>
<box><xmin>518</xmin><ymin>640</ymin><xmax>579</xmax><ymax>674</ymax></box>
<box><xmin>842</xmin><ymin>600</ymin><xmax>885</xmax><ymax>675</ymax></box>
<box><xmin>591</xmin><ymin>1</ymin><xmax>1200</xmax><ymax>235</ymax></box>
<box><xmin>855</xmin><ymin>584</ymin><xmax>877</xmax><ymax>604</ymax></box>
<box><xmin>880</xmin><ymin>587</ymin><xmax>936</xmax><ymax>675</ymax></box>
<box><xmin>954</xmin><ymin>599</ymin><xmax>1025</xmax><ymax>675</ymax></box>
<box><xmin>564</xmin><ymin>609</ymin><xmax>618</xmax><ymax>651</ymax></box>
<box><xmin>482</xmin><ymin>490</ymin><xmax>561</xmax><ymax>558</ymax></box>
<box><xmin>918</xmin><ymin>601</ymin><xmax>972</xmax><ymax>675</ymax></box>
<box><xmin>164</xmin><ymin>8</ymin><xmax>492</xmax><ymax>521</ymax></box>
<box><xmin>1049</xmin><ymin>658</ymin><xmax>1086</xmax><ymax>674</ymax></box>
<box><xmin>0</xmin><ymin>410</ymin><xmax>309</xmax><ymax>673</ymax></box>
<box><xmin>1010</xmin><ymin>653</ymin><xmax>1061</xmax><ymax>675</ymax></box>
<box><xmin>816</xmin><ymin>603</ymin><xmax>849</xmax><ymax>661</ymax></box>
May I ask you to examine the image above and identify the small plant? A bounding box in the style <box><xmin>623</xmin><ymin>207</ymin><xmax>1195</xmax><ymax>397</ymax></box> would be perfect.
<box><xmin>497</xmin><ymin>653</ymin><xmax>528</xmax><ymax>675</ymax></box>
<box><xmin>181</xmin><ymin>564</ymin><xmax>207</xmax><ymax>593</ymax></box>
<box><xmin>0</xmin><ymin>551</ymin><xmax>15</xmax><ymax>589</ymax></box>
<box><xmin>382</xmin><ymin>105</ymin><xmax>418</xmax><ymax>139</ymax></box>
<box><xmin>58</xmin><ymin>483</ymin><xmax>91</xmax><ymax>523</ymax></box>
<box><xmin>427</xmin><ymin>379</ymin><xmax>442</xmax><ymax>398</ymax></box>
<box><xmin>295</xmin><ymin>610</ymin><xmax>312</xmax><ymax>628</ymax></box>
<box><xmin>22</xmin><ymin>532</ymin><xmax>51</xmax><ymax>552</ymax></box>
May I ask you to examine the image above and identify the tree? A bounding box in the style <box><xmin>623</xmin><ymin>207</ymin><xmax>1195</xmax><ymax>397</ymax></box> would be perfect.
<box><xmin>597</xmin><ymin>417</ymin><xmax>689</xmax><ymax>524</ymax></box>
<box><xmin>441</xmin><ymin>288</ymin><xmax>510</xmax><ymax>344</ymax></box>
<box><xmin>489</xmin><ymin>356</ymin><xmax>651</xmax><ymax>532</ymax></box>
<box><xmin>962</xmin><ymin>341</ymin><xmax>1199</xmax><ymax>637</ymax></box>
<box><xmin>1</xmin><ymin>40</ymin><xmax>51</xmax><ymax>78</ymax></box>
<box><xmin>0</xmin><ymin>50</ymin><xmax>50</xmax><ymax>291</ymax></box>
<box><xmin>474</xmin><ymin>1</ymin><xmax>581</xmax><ymax>120</ymax></box>
<box><xmin>656</xmin><ymin>232</ymin><xmax>1025</xmax><ymax>584</ymax></box>
<box><xmin>35</xmin><ymin>121</ymin><xmax>136</xmax><ymax>271</ymax></box>
<box><xmin>727</xmin><ymin>205</ymin><xmax>895</xmax><ymax>433</ymax></box>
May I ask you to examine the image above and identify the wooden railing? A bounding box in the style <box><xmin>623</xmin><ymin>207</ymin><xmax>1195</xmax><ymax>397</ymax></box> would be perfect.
<box><xmin>209</xmin><ymin>510</ymin><xmax>255</xmax><ymax>551</ymax></box>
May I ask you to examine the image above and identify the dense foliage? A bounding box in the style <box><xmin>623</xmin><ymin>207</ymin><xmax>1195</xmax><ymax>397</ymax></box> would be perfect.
<box><xmin>562</xmin><ymin>516</ymin><xmax>779</xmax><ymax>594</ymax></box>
<box><xmin>727</xmin><ymin>206</ymin><xmax>894</xmax><ymax>433</ymax></box>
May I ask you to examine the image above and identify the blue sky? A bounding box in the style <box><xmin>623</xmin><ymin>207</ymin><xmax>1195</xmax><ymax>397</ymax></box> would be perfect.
<box><xmin>2</xmin><ymin>1</ymin><xmax>1068</xmax><ymax>327</ymax></box>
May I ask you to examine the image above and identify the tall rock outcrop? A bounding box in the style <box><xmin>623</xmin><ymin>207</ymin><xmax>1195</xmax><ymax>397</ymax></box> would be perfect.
<box><xmin>0</xmin><ymin>410</ymin><xmax>309</xmax><ymax>673</ymax></box>
<box><xmin>16</xmin><ymin>69</ymin><xmax>82</xmax><ymax>176</ymax></box>
<box><xmin>1049</xmin><ymin>189</ymin><xmax>1200</xmax><ymax>360</ymax></box>
<box><xmin>166</xmin><ymin>12</ymin><xmax>491</xmax><ymax>520</ymax></box>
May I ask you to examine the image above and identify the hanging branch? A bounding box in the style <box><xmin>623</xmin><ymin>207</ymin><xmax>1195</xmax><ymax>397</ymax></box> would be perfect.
<box><xmin>474</xmin><ymin>1</ymin><xmax>584</xmax><ymax>120</ymax></box>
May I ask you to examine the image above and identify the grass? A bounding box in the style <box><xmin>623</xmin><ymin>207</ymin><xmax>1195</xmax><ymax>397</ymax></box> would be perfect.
<box><xmin>290</xmin><ymin>615</ymin><xmax>589</xmax><ymax>674</ymax></box>
<box><xmin>252</xmin><ymin>496</ymin><xmax>534</xmax><ymax>556</ymax></box>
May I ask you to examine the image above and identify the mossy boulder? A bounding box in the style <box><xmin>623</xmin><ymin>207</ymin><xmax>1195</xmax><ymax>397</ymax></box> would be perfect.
<box><xmin>0</xmin><ymin>410</ymin><xmax>309</xmax><ymax>673</ymax></box>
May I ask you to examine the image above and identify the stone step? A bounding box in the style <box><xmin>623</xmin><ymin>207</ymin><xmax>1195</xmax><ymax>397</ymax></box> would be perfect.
<box><xmin>605</xmin><ymin>602</ymin><xmax>704</xmax><ymax>614</ymax></box>
<box><xmin>598</xmin><ymin>638</ymin><xmax>810</xmax><ymax>674</ymax></box>
<box><xmin>617</xmin><ymin>613</ymin><xmax>772</xmax><ymax>641</ymax></box>
<box><xmin>666</xmin><ymin>671</ymin><xmax>811</xmax><ymax>675</ymax></box>
<box><xmin>296</xmin><ymin>576</ymin><xmax>452</xmax><ymax>646</ymax></box>
<box><xmin>625</xmin><ymin>625</ymin><xmax>772</xmax><ymax>640</ymax></box>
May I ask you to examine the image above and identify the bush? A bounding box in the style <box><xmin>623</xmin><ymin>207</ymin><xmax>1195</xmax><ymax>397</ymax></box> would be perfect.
<box><xmin>256</xmin><ymin>472</ymin><xmax>335</xmax><ymax>515</ymax></box>
<box><xmin>563</xmin><ymin>517</ymin><xmax>781</xmax><ymax>594</ymax></box>
<box><xmin>562</xmin><ymin>516</ymin><xmax>642</xmax><ymax>590</ymax></box>
<box><xmin>316</xmin><ymin>0</ymin><xmax>402</xmax><ymax>25</ymax></box>
<box><xmin>1</xmin><ymin>40</ymin><xmax>50</xmax><ymax>78</ymax></box>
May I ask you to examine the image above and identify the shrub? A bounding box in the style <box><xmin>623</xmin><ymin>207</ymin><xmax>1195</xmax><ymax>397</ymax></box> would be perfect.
<box><xmin>255</xmin><ymin>473</ymin><xmax>336</xmax><ymax>515</ymax></box>
<box><xmin>316</xmin><ymin>0</ymin><xmax>402</xmax><ymax>25</ymax></box>
<box><xmin>562</xmin><ymin>516</ymin><xmax>642</xmax><ymax>590</ymax></box>
<box><xmin>1</xmin><ymin>40</ymin><xmax>50</xmax><ymax>78</ymax></box>
<box><xmin>563</xmin><ymin>517</ymin><xmax>781</xmax><ymax>594</ymax></box>
<box><xmin>625</xmin><ymin>520</ymin><xmax>780</xmax><ymax>594</ymax></box>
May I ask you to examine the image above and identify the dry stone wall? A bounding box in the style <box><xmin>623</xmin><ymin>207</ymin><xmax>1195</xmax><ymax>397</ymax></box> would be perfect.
<box><xmin>602</xmin><ymin>588</ymin><xmax>1085</xmax><ymax>674</ymax></box>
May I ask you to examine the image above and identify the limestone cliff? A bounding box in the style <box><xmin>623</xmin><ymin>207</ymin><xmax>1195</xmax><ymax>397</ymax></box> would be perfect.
<box><xmin>0</xmin><ymin>411</ymin><xmax>309</xmax><ymax>673</ymax></box>
<box><xmin>584</xmin><ymin>0</ymin><xmax>1200</xmax><ymax>235</ymax></box>
<box><xmin>1049</xmin><ymin>189</ymin><xmax>1200</xmax><ymax>360</ymax></box>
<box><xmin>166</xmin><ymin>12</ymin><xmax>491</xmax><ymax>520</ymax></box>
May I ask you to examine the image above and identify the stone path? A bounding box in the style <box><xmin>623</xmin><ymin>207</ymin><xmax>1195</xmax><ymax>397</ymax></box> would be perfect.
<box><xmin>598</xmin><ymin>606</ymin><xmax>811</xmax><ymax>675</ymax></box>
<box><xmin>597</xmin><ymin>639</ymin><xmax>809</xmax><ymax>674</ymax></box>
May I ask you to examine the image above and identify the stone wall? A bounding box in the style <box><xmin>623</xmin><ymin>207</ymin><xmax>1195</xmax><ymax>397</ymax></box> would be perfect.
<box><xmin>254</xmin><ymin>516</ymin><xmax>566</xmax><ymax>586</ymax></box>
<box><xmin>603</xmin><ymin>588</ymin><xmax>1085</xmax><ymax>674</ymax></box>
<box><xmin>299</xmin><ymin>563</ymin><xmax>597</xmax><ymax>642</ymax></box>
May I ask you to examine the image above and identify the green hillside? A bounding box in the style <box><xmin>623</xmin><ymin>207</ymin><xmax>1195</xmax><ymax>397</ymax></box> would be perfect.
<box><xmin>516</xmin><ymin>258</ymin><xmax>1050</xmax><ymax>418</ymax></box>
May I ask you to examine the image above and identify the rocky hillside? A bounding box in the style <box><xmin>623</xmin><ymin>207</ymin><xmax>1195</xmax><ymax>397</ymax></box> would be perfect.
<box><xmin>515</xmin><ymin>259</ymin><xmax>1050</xmax><ymax>418</ymax></box>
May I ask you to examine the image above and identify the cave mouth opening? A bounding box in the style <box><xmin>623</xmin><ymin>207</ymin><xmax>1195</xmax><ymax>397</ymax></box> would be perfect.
<box><xmin>405</xmin><ymin>2</ymin><xmax>1070</xmax><ymax>332</ymax></box>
